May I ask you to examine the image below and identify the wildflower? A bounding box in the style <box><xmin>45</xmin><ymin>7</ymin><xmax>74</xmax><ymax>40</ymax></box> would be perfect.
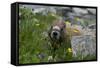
<box><xmin>65</xmin><ymin>21</ymin><xmax>71</xmax><ymax>28</ymax></box>
<box><xmin>35</xmin><ymin>23</ymin><xmax>40</xmax><ymax>26</ymax></box>
<box><xmin>75</xmin><ymin>17</ymin><xmax>80</xmax><ymax>21</ymax></box>
<box><xmin>65</xmin><ymin>21</ymin><xmax>71</xmax><ymax>25</ymax></box>
<box><xmin>34</xmin><ymin>18</ymin><xmax>39</xmax><ymax>22</ymax></box>
<box><xmin>73</xmin><ymin>29</ymin><xmax>79</xmax><ymax>33</ymax></box>
<box><xmin>67</xmin><ymin>48</ymin><xmax>72</xmax><ymax>53</ymax></box>
<box><xmin>51</xmin><ymin>13</ymin><xmax>56</xmax><ymax>17</ymax></box>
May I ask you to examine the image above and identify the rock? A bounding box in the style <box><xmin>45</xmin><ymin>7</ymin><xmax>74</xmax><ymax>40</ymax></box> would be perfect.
<box><xmin>19</xmin><ymin>5</ymin><xmax>56</xmax><ymax>15</ymax></box>
<box><xmin>87</xmin><ymin>8</ymin><xmax>96</xmax><ymax>15</ymax></box>
<box><xmin>71</xmin><ymin>35</ymin><xmax>96</xmax><ymax>58</ymax></box>
<box><xmin>83</xmin><ymin>14</ymin><xmax>96</xmax><ymax>20</ymax></box>
<box><xmin>68</xmin><ymin>12</ymin><xmax>82</xmax><ymax>18</ymax></box>
<box><xmin>88</xmin><ymin>24</ymin><xmax>96</xmax><ymax>29</ymax></box>
<box><xmin>72</xmin><ymin>8</ymin><xmax>88</xmax><ymax>15</ymax></box>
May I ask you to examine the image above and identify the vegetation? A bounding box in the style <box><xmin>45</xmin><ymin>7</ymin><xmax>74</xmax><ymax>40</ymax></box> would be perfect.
<box><xmin>19</xmin><ymin>7</ymin><xmax>96</xmax><ymax>64</ymax></box>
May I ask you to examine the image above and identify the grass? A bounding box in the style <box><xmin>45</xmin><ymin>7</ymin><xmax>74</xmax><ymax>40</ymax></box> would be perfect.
<box><xmin>19</xmin><ymin>7</ymin><xmax>96</xmax><ymax>64</ymax></box>
<box><xmin>19</xmin><ymin>8</ymin><xmax>58</xmax><ymax>64</ymax></box>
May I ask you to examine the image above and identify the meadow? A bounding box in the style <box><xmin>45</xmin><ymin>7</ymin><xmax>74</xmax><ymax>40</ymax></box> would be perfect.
<box><xmin>19</xmin><ymin>7</ymin><xmax>96</xmax><ymax>64</ymax></box>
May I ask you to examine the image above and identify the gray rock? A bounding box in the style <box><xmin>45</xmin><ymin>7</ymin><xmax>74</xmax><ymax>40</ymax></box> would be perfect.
<box><xmin>83</xmin><ymin>14</ymin><xmax>96</xmax><ymax>20</ymax></box>
<box><xmin>71</xmin><ymin>35</ymin><xmax>96</xmax><ymax>58</ymax></box>
<box><xmin>87</xmin><ymin>8</ymin><xmax>96</xmax><ymax>15</ymax></box>
<box><xmin>72</xmin><ymin>8</ymin><xmax>88</xmax><ymax>15</ymax></box>
<box><xmin>68</xmin><ymin>12</ymin><xmax>82</xmax><ymax>17</ymax></box>
<box><xmin>88</xmin><ymin>24</ymin><xmax>96</xmax><ymax>29</ymax></box>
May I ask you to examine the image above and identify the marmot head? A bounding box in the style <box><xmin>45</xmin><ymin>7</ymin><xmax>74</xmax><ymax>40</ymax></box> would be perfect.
<box><xmin>48</xmin><ymin>20</ymin><xmax>66</xmax><ymax>41</ymax></box>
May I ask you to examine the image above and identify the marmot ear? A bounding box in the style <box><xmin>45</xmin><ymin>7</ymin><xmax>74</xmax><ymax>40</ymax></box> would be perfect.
<box><xmin>63</xmin><ymin>22</ymin><xmax>66</xmax><ymax>28</ymax></box>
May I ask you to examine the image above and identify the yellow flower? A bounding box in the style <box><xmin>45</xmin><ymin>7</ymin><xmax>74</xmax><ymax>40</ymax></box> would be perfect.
<box><xmin>73</xmin><ymin>29</ymin><xmax>79</xmax><ymax>33</ymax></box>
<box><xmin>67</xmin><ymin>48</ymin><xmax>72</xmax><ymax>52</ymax></box>
<box><xmin>51</xmin><ymin>13</ymin><xmax>56</xmax><ymax>17</ymax></box>
<box><xmin>75</xmin><ymin>17</ymin><xmax>80</xmax><ymax>21</ymax></box>
<box><xmin>35</xmin><ymin>23</ymin><xmax>40</xmax><ymax>26</ymax></box>
<box><xmin>65</xmin><ymin>21</ymin><xmax>70</xmax><ymax>25</ymax></box>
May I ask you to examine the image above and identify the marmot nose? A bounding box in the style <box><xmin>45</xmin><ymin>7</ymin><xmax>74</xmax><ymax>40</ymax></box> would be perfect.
<box><xmin>53</xmin><ymin>32</ymin><xmax>58</xmax><ymax>36</ymax></box>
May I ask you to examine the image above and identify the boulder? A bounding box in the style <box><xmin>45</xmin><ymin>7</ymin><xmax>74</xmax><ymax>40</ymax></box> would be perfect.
<box><xmin>87</xmin><ymin>8</ymin><xmax>96</xmax><ymax>15</ymax></box>
<box><xmin>72</xmin><ymin>8</ymin><xmax>88</xmax><ymax>15</ymax></box>
<box><xmin>71</xmin><ymin>35</ymin><xmax>96</xmax><ymax>58</ymax></box>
